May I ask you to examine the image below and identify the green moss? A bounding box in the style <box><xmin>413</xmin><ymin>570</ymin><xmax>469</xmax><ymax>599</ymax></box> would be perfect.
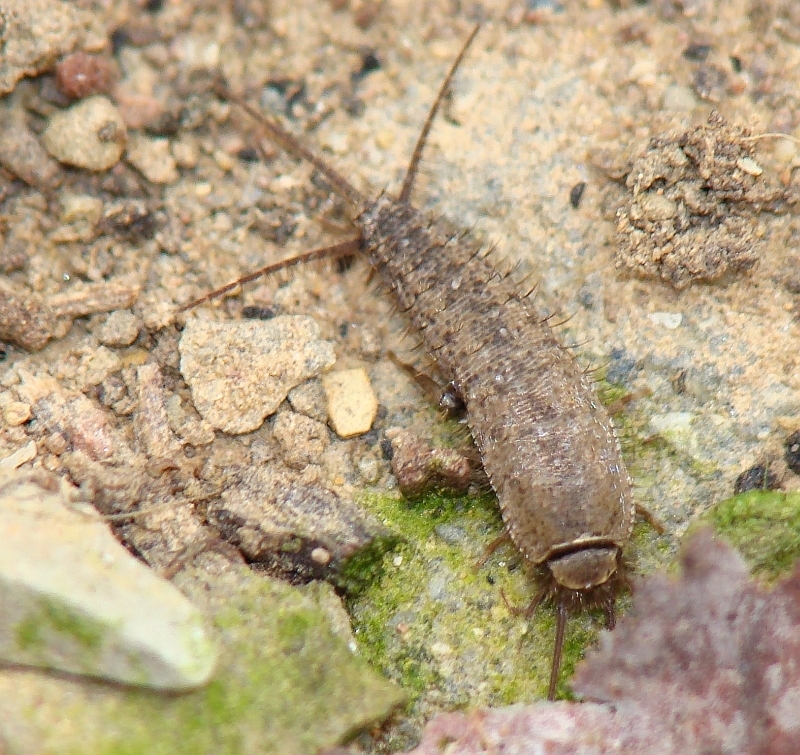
<box><xmin>42</xmin><ymin>600</ymin><xmax>105</xmax><ymax>650</ymax></box>
<box><xmin>15</xmin><ymin>615</ymin><xmax>43</xmax><ymax>653</ymax></box>
<box><xmin>347</xmin><ymin>489</ymin><xmax>594</xmax><ymax>707</ymax></box>
<box><xmin>594</xmin><ymin>378</ymin><xmax>629</xmax><ymax>408</ymax></box>
<box><xmin>14</xmin><ymin>568</ymin><xmax>406</xmax><ymax>755</ymax></box>
<box><xmin>14</xmin><ymin>598</ymin><xmax>105</xmax><ymax>666</ymax></box>
<box><xmin>698</xmin><ymin>490</ymin><xmax>800</xmax><ymax>580</ymax></box>
<box><xmin>276</xmin><ymin>610</ymin><xmax>313</xmax><ymax>646</ymax></box>
<box><xmin>334</xmin><ymin>531</ymin><xmax>402</xmax><ymax>596</ymax></box>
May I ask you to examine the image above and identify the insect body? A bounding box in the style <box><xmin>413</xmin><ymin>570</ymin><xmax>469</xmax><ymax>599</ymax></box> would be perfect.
<box><xmin>201</xmin><ymin>24</ymin><xmax>634</xmax><ymax>699</ymax></box>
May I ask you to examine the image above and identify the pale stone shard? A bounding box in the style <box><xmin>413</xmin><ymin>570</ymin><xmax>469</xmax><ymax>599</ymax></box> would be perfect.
<box><xmin>322</xmin><ymin>368</ymin><xmax>378</xmax><ymax>438</ymax></box>
<box><xmin>0</xmin><ymin>472</ymin><xmax>217</xmax><ymax>690</ymax></box>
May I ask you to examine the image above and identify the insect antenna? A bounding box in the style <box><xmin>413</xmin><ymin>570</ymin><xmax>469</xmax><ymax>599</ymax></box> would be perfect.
<box><xmin>399</xmin><ymin>24</ymin><xmax>481</xmax><ymax>203</ymax></box>
<box><xmin>180</xmin><ymin>238</ymin><xmax>361</xmax><ymax>311</ymax></box>
<box><xmin>217</xmin><ymin>82</ymin><xmax>367</xmax><ymax>211</ymax></box>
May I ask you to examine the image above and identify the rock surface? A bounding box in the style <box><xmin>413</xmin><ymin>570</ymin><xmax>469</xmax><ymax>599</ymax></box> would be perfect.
<box><xmin>179</xmin><ymin>316</ymin><xmax>336</xmax><ymax>434</ymax></box>
<box><xmin>0</xmin><ymin>554</ymin><xmax>405</xmax><ymax>755</ymax></box>
<box><xmin>0</xmin><ymin>0</ymin><xmax>106</xmax><ymax>95</ymax></box>
<box><xmin>207</xmin><ymin>465</ymin><xmax>396</xmax><ymax>587</ymax></box>
<box><xmin>0</xmin><ymin>471</ymin><xmax>217</xmax><ymax>690</ymax></box>
<box><xmin>1</xmin><ymin>0</ymin><xmax>799</xmax><ymax>749</ymax></box>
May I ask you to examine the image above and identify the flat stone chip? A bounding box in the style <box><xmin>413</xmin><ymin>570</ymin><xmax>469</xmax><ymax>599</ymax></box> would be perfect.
<box><xmin>0</xmin><ymin>472</ymin><xmax>217</xmax><ymax>690</ymax></box>
<box><xmin>322</xmin><ymin>368</ymin><xmax>378</xmax><ymax>438</ymax></box>
<box><xmin>179</xmin><ymin>316</ymin><xmax>336</xmax><ymax>434</ymax></box>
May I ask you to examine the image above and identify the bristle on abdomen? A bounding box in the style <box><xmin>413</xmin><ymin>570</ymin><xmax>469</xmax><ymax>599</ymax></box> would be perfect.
<box><xmin>361</xmin><ymin>195</ymin><xmax>634</xmax><ymax>572</ymax></box>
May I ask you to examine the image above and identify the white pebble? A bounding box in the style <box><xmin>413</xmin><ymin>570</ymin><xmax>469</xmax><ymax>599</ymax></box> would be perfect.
<box><xmin>649</xmin><ymin>312</ymin><xmax>683</xmax><ymax>329</ymax></box>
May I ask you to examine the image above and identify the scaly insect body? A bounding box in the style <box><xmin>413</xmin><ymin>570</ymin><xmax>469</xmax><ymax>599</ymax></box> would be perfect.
<box><xmin>361</xmin><ymin>196</ymin><xmax>634</xmax><ymax>591</ymax></box>
<box><xmin>198</xmin><ymin>24</ymin><xmax>635</xmax><ymax>699</ymax></box>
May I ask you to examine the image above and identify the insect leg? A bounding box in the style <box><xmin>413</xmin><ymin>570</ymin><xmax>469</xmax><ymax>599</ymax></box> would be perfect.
<box><xmin>398</xmin><ymin>24</ymin><xmax>481</xmax><ymax>203</ymax></box>
<box><xmin>476</xmin><ymin>531</ymin><xmax>512</xmax><ymax>568</ymax></box>
<box><xmin>634</xmin><ymin>502</ymin><xmax>666</xmax><ymax>533</ymax></box>
<box><xmin>499</xmin><ymin>586</ymin><xmax>546</xmax><ymax>618</ymax></box>
<box><xmin>181</xmin><ymin>237</ymin><xmax>362</xmax><ymax>311</ymax></box>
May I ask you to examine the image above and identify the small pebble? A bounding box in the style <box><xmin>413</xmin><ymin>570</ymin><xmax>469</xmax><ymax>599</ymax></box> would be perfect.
<box><xmin>0</xmin><ymin>278</ymin><xmax>56</xmax><ymax>351</ymax></box>
<box><xmin>386</xmin><ymin>428</ymin><xmax>472</xmax><ymax>498</ymax></box>
<box><xmin>273</xmin><ymin>411</ymin><xmax>330</xmax><ymax>469</ymax></box>
<box><xmin>288</xmin><ymin>379</ymin><xmax>328</xmax><ymax>423</ymax></box>
<box><xmin>322</xmin><ymin>368</ymin><xmax>378</xmax><ymax>438</ymax></box>
<box><xmin>98</xmin><ymin>309</ymin><xmax>140</xmax><ymax>348</ymax></box>
<box><xmin>126</xmin><ymin>133</ymin><xmax>179</xmax><ymax>184</ymax></box>
<box><xmin>55</xmin><ymin>52</ymin><xmax>113</xmax><ymax>99</ymax></box>
<box><xmin>0</xmin><ymin>107</ymin><xmax>63</xmax><ymax>189</ymax></box>
<box><xmin>4</xmin><ymin>401</ymin><xmax>32</xmax><ymax>426</ymax></box>
<box><xmin>55</xmin><ymin>192</ymin><xmax>104</xmax><ymax>242</ymax></box>
<box><xmin>649</xmin><ymin>312</ymin><xmax>683</xmax><ymax>329</ymax></box>
<box><xmin>639</xmin><ymin>193</ymin><xmax>677</xmax><ymax>221</ymax></box>
<box><xmin>171</xmin><ymin>138</ymin><xmax>199</xmax><ymax>168</ymax></box>
<box><xmin>42</xmin><ymin>95</ymin><xmax>127</xmax><ymax>171</ymax></box>
<box><xmin>357</xmin><ymin>456</ymin><xmax>381</xmax><ymax>484</ymax></box>
<box><xmin>311</xmin><ymin>547</ymin><xmax>332</xmax><ymax>566</ymax></box>
<box><xmin>60</xmin><ymin>193</ymin><xmax>103</xmax><ymax>225</ymax></box>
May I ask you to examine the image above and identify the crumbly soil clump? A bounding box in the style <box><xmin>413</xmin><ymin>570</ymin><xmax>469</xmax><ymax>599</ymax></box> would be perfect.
<box><xmin>612</xmin><ymin>111</ymin><xmax>794</xmax><ymax>288</ymax></box>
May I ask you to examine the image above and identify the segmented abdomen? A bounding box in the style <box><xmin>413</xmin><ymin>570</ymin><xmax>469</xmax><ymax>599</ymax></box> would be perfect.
<box><xmin>360</xmin><ymin>196</ymin><xmax>634</xmax><ymax>565</ymax></box>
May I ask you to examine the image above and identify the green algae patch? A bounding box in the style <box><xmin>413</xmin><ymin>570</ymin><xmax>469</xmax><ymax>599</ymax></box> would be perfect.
<box><xmin>698</xmin><ymin>490</ymin><xmax>800</xmax><ymax>580</ymax></box>
<box><xmin>344</xmin><ymin>446</ymin><xmax>673</xmax><ymax>727</ymax></box>
<box><xmin>333</xmin><ymin>529</ymin><xmax>403</xmax><ymax>596</ymax></box>
<box><xmin>346</xmin><ymin>489</ymin><xmax>613</xmax><ymax>724</ymax></box>
<box><xmin>0</xmin><ymin>562</ymin><xmax>404</xmax><ymax>755</ymax></box>
<box><xmin>12</xmin><ymin>597</ymin><xmax>106</xmax><ymax>672</ymax></box>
